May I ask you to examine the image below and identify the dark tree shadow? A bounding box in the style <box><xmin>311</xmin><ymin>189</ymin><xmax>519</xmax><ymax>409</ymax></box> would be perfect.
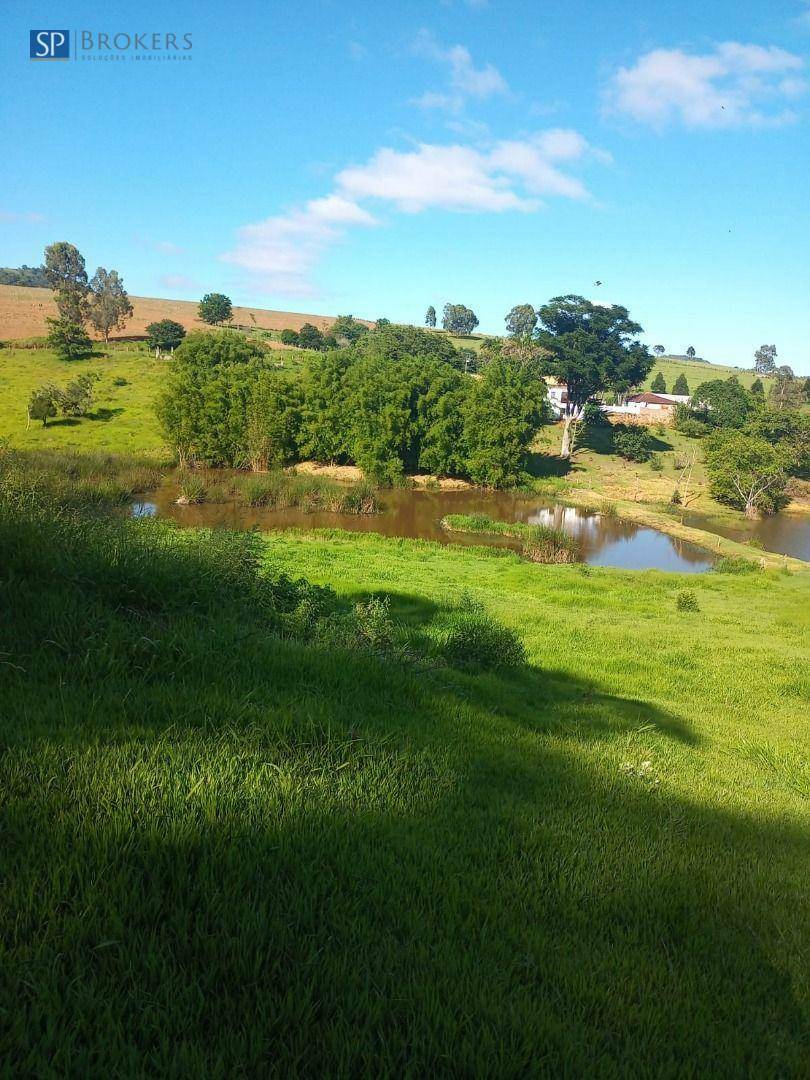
<box><xmin>1</xmin><ymin>561</ymin><xmax>805</xmax><ymax>1075</ymax></box>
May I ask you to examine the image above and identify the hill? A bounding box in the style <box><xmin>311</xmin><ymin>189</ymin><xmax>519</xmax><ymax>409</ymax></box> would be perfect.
<box><xmin>0</xmin><ymin>284</ymin><xmax>363</xmax><ymax>342</ymax></box>
<box><xmin>1</xmin><ymin>490</ymin><xmax>807</xmax><ymax>1075</ymax></box>
<box><xmin>644</xmin><ymin>354</ymin><xmax>767</xmax><ymax>393</ymax></box>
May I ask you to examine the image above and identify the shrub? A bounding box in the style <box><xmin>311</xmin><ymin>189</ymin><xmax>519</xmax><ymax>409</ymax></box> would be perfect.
<box><xmin>613</xmin><ymin>424</ymin><xmax>653</xmax><ymax>462</ymax></box>
<box><xmin>432</xmin><ymin>595</ymin><xmax>526</xmax><ymax>670</ymax></box>
<box><xmin>112</xmin><ymin>376</ymin><xmax>129</xmax><ymax>387</ymax></box>
<box><xmin>280</xmin><ymin>328</ymin><xmax>300</xmax><ymax>347</ymax></box>
<box><xmin>649</xmin><ymin>454</ymin><xmax>663</xmax><ymax>472</ymax></box>
<box><xmin>45</xmin><ymin>317</ymin><xmax>92</xmax><ymax>361</ymax></box>
<box><xmin>676</xmin><ymin>590</ymin><xmax>700</xmax><ymax>612</ymax></box>
<box><xmin>714</xmin><ymin>556</ymin><xmax>760</xmax><ymax>574</ymax></box>
<box><xmin>675</xmin><ymin>418</ymin><xmax>710</xmax><ymax>439</ymax></box>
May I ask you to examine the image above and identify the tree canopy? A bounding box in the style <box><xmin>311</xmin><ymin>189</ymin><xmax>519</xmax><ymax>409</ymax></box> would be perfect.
<box><xmin>754</xmin><ymin>344</ymin><xmax>777</xmax><ymax>375</ymax></box>
<box><xmin>87</xmin><ymin>267</ymin><xmax>133</xmax><ymax>342</ymax></box>
<box><xmin>45</xmin><ymin>317</ymin><xmax>92</xmax><ymax>361</ymax></box>
<box><xmin>442</xmin><ymin>303</ymin><xmax>479</xmax><ymax>335</ymax></box>
<box><xmin>534</xmin><ymin>295</ymin><xmax>652</xmax><ymax>456</ymax></box>
<box><xmin>704</xmin><ymin>430</ymin><xmax>790</xmax><ymax>518</ymax></box>
<box><xmin>44</xmin><ymin>242</ymin><xmax>89</xmax><ymax>324</ymax></box>
<box><xmin>672</xmin><ymin>373</ymin><xmax>689</xmax><ymax>396</ymax></box>
<box><xmin>691</xmin><ymin>377</ymin><xmax>756</xmax><ymax>428</ymax></box>
<box><xmin>425</xmin><ymin>305</ymin><xmax>437</xmax><ymax>328</ymax></box>
<box><xmin>198</xmin><ymin>293</ymin><xmax>233</xmax><ymax>326</ymax></box>
<box><xmin>146</xmin><ymin>319</ymin><xmax>186</xmax><ymax>354</ymax></box>
<box><xmin>504</xmin><ymin>304</ymin><xmax>537</xmax><ymax>339</ymax></box>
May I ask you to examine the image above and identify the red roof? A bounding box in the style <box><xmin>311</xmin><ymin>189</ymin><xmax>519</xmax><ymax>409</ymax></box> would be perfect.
<box><xmin>628</xmin><ymin>392</ymin><xmax>675</xmax><ymax>405</ymax></box>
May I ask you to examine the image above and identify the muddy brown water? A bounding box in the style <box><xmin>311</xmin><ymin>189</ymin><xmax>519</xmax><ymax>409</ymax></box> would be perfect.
<box><xmin>679</xmin><ymin>507</ymin><xmax>810</xmax><ymax>562</ymax></box>
<box><xmin>132</xmin><ymin>483</ymin><xmax>716</xmax><ymax>573</ymax></box>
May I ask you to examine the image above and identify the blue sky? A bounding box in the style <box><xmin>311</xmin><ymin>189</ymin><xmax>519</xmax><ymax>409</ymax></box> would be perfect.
<box><xmin>2</xmin><ymin>0</ymin><xmax>809</xmax><ymax>371</ymax></box>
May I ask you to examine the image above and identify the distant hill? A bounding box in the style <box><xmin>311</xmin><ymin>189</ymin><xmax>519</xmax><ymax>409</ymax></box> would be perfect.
<box><xmin>0</xmin><ymin>284</ymin><xmax>367</xmax><ymax>342</ymax></box>
<box><xmin>0</xmin><ymin>266</ymin><xmax>48</xmax><ymax>288</ymax></box>
<box><xmin>643</xmin><ymin>355</ymin><xmax>767</xmax><ymax>393</ymax></box>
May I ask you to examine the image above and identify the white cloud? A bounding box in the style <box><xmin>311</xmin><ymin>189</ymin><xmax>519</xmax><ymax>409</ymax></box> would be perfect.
<box><xmin>159</xmin><ymin>273</ymin><xmax>198</xmax><ymax>292</ymax></box>
<box><xmin>154</xmin><ymin>239</ymin><xmax>185</xmax><ymax>255</ymax></box>
<box><xmin>0</xmin><ymin>210</ymin><xmax>45</xmax><ymax>223</ymax></box>
<box><xmin>606</xmin><ymin>42</ymin><xmax>806</xmax><ymax>129</ymax></box>
<box><xmin>221</xmin><ymin>130</ymin><xmax>602</xmax><ymax>295</ymax></box>
<box><xmin>413</xmin><ymin>30</ymin><xmax>509</xmax><ymax>112</ymax></box>
<box><xmin>221</xmin><ymin>195</ymin><xmax>377</xmax><ymax>296</ymax></box>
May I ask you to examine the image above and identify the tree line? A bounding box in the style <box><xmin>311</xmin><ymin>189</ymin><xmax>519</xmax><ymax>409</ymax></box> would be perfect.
<box><xmin>156</xmin><ymin>324</ymin><xmax>547</xmax><ymax>487</ymax></box>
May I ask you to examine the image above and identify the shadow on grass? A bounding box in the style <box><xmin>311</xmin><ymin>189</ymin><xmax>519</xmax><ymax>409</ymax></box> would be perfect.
<box><xmin>89</xmin><ymin>406</ymin><xmax>125</xmax><ymax>422</ymax></box>
<box><xmin>0</xmin><ymin>526</ymin><xmax>805</xmax><ymax>1075</ymax></box>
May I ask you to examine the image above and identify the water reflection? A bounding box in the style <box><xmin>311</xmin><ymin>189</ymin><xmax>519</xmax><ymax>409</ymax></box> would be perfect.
<box><xmin>131</xmin><ymin>483</ymin><xmax>714</xmax><ymax>573</ymax></box>
<box><xmin>680</xmin><ymin>507</ymin><xmax>810</xmax><ymax>562</ymax></box>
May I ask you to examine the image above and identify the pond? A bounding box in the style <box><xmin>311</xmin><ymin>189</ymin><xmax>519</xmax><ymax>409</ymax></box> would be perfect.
<box><xmin>679</xmin><ymin>507</ymin><xmax>810</xmax><ymax>562</ymax></box>
<box><xmin>132</xmin><ymin>483</ymin><xmax>715</xmax><ymax>573</ymax></box>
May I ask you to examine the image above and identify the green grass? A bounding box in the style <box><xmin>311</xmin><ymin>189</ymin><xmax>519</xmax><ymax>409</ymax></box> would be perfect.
<box><xmin>1</xmin><ymin>490</ymin><xmax>808</xmax><ymax>1074</ymax></box>
<box><xmin>0</xmin><ymin>340</ymin><xmax>307</xmax><ymax>456</ymax></box>
<box><xmin>643</xmin><ymin>355</ymin><xmax>770</xmax><ymax>393</ymax></box>
<box><xmin>441</xmin><ymin>511</ymin><xmax>581</xmax><ymax>562</ymax></box>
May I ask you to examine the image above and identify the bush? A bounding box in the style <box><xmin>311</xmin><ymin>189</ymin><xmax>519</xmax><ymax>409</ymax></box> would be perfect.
<box><xmin>675</xmin><ymin>418</ymin><xmax>710</xmax><ymax>439</ymax></box>
<box><xmin>280</xmin><ymin>328</ymin><xmax>300</xmax><ymax>347</ymax></box>
<box><xmin>714</xmin><ymin>556</ymin><xmax>760</xmax><ymax>574</ymax></box>
<box><xmin>431</xmin><ymin>596</ymin><xmax>526</xmax><ymax>670</ymax></box>
<box><xmin>676</xmin><ymin>590</ymin><xmax>700</xmax><ymax>612</ymax></box>
<box><xmin>649</xmin><ymin>454</ymin><xmax>663</xmax><ymax>472</ymax></box>
<box><xmin>45</xmin><ymin>317</ymin><xmax>92</xmax><ymax>361</ymax></box>
<box><xmin>613</xmin><ymin>424</ymin><xmax>653</xmax><ymax>462</ymax></box>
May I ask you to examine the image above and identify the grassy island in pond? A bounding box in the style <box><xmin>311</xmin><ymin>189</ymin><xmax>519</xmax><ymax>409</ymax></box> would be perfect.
<box><xmin>441</xmin><ymin>511</ymin><xmax>581</xmax><ymax>562</ymax></box>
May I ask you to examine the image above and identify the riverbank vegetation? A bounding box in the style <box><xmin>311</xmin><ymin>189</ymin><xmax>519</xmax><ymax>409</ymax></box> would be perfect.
<box><xmin>156</xmin><ymin>325</ymin><xmax>547</xmax><ymax>487</ymax></box>
<box><xmin>441</xmin><ymin>511</ymin><xmax>581</xmax><ymax>563</ymax></box>
<box><xmin>1</xmin><ymin>488</ymin><xmax>807</xmax><ymax>1074</ymax></box>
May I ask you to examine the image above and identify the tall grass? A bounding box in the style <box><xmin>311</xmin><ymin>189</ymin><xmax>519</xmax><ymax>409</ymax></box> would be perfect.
<box><xmin>0</xmin><ymin>444</ymin><xmax>166</xmax><ymax>509</ymax></box>
<box><xmin>233</xmin><ymin>470</ymin><xmax>380</xmax><ymax>514</ymax></box>
<box><xmin>441</xmin><ymin>512</ymin><xmax>581</xmax><ymax>563</ymax></box>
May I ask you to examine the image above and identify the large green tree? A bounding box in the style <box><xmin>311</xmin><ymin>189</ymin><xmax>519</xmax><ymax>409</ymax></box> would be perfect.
<box><xmin>331</xmin><ymin>315</ymin><xmax>368</xmax><ymax>345</ymax></box>
<box><xmin>505</xmin><ymin>304</ymin><xmax>537</xmax><ymax>339</ymax></box>
<box><xmin>146</xmin><ymin>319</ymin><xmax>186</xmax><ymax>355</ymax></box>
<box><xmin>753</xmin><ymin>344</ymin><xmax>777</xmax><ymax>375</ymax></box>
<box><xmin>87</xmin><ymin>268</ymin><xmax>133</xmax><ymax>342</ymax></box>
<box><xmin>535</xmin><ymin>295</ymin><xmax>652</xmax><ymax>458</ymax></box>
<box><xmin>651</xmin><ymin>371</ymin><xmax>667</xmax><ymax>393</ymax></box>
<box><xmin>463</xmin><ymin>355</ymin><xmax>547</xmax><ymax>487</ymax></box>
<box><xmin>672</xmin><ymin>373</ymin><xmax>690</xmax><ymax>396</ymax></box>
<box><xmin>425</xmin><ymin>305</ymin><xmax>436</xmax><ymax>328</ymax></box>
<box><xmin>197</xmin><ymin>293</ymin><xmax>233</xmax><ymax>326</ymax></box>
<box><xmin>692</xmin><ymin>377</ymin><xmax>755</xmax><ymax>428</ymax></box>
<box><xmin>442</xmin><ymin>303</ymin><xmax>479</xmax><ymax>335</ymax></box>
<box><xmin>44</xmin><ymin>242</ymin><xmax>89</xmax><ymax>323</ymax></box>
<box><xmin>704</xmin><ymin>430</ymin><xmax>790</xmax><ymax>518</ymax></box>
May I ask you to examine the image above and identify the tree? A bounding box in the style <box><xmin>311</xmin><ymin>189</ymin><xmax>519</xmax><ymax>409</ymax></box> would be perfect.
<box><xmin>44</xmin><ymin>241</ymin><xmax>89</xmax><ymax>323</ymax></box>
<box><xmin>279</xmin><ymin>328</ymin><xmax>300</xmax><ymax>347</ymax></box>
<box><xmin>146</xmin><ymin>319</ymin><xmax>186</xmax><ymax>356</ymax></box>
<box><xmin>691</xmin><ymin>377</ymin><xmax>755</xmax><ymax>428</ymax></box>
<box><xmin>505</xmin><ymin>304</ymin><xmax>537</xmax><ymax>339</ymax></box>
<box><xmin>331</xmin><ymin>315</ymin><xmax>368</xmax><ymax>344</ymax></box>
<box><xmin>155</xmin><ymin>332</ymin><xmax>265</xmax><ymax>466</ymax></box>
<box><xmin>442</xmin><ymin>303</ymin><xmax>479</xmax><ymax>335</ymax></box>
<box><xmin>754</xmin><ymin>344</ymin><xmax>777</xmax><ymax>375</ymax></box>
<box><xmin>704</xmin><ymin>430</ymin><xmax>790</xmax><ymax>518</ymax></box>
<box><xmin>27</xmin><ymin>386</ymin><xmax>58</xmax><ymax>426</ymax></box>
<box><xmin>672</xmin><ymin>373</ymin><xmax>689</xmax><ymax>396</ymax></box>
<box><xmin>57</xmin><ymin>372</ymin><xmax>98</xmax><ymax>416</ymax></box>
<box><xmin>653</xmin><ymin>345</ymin><xmax>665</xmax><ymax>355</ymax></box>
<box><xmin>463</xmin><ymin>355</ymin><xmax>547</xmax><ymax>487</ymax></box>
<box><xmin>745</xmin><ymin>410</ymin><xmax>810</xmax><ymax>476</ymax></box>
<box><xmin>769</xmin><ymin>365</ymin><xmax>804</xmax><ymax>410</ymax></box>
<box><xmin>198</xmin><ymin>293</ymin><xmax>233</xmax><ymax>326</ymax></box>
<box><xmin>297</xmin><ymin>323</ymin><xmax>325</xmax><ymax>351</ymax></box>
<box><xmin>613</xmin><ymin>424</ymin><xmax>653</xmax><ymax>462</ymax></box>
<box><xmin>686</xmin><ymin>346</ymin><xmax>696</xmax><ymax>358</ymax></box>
<box><xmin>0</xmin><ymin>265</ymin><xmax>49</xmax><ymax>288</ymax></box>
<box><xmin>651</xmin><ymin>371</ymin><xmax>667</xmax><ymax>393</ymax></box>
<box><xmin>45</xmin><ymin>317</ymin><xmax>92</xmax><ymax>361</ymax></box>
<box><xmin>750</xmin><ymin>377</ymin><xmax>764</xmax><ymax>399</ymax></box>
<box><xmin>87</xmin><ymin>267</ymin><xmax>133</xmax><ymax>342</ymax></box>
<box><xmin>245</xmin><ymin>371</ymin><xmax>303</xmax><ymax>470</ymax></box>
<box><xmin>425</xmin><ymin>305</ymin><xmax>436</xmax><ymax>328</ymax></box>
<box><xmin>535</xmin><ymin>295</ymin><xmax>653</xmax><ymax>458</ymax></box>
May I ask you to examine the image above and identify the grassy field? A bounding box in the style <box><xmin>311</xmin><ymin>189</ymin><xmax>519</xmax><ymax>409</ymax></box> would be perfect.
<box><xmin>0</xmin><ymin>342</ymin><xmax>302</xmax><ymax>454</ymax></box>
<box><xmin>1</xmin><ymin>491</ymin><xmax>807</xmax><ymax>1075</ymax></box>
<box><xmin>641</xmin><ymin>355</ymin><xmax>768</xmax><ymax>393</ymax></box>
